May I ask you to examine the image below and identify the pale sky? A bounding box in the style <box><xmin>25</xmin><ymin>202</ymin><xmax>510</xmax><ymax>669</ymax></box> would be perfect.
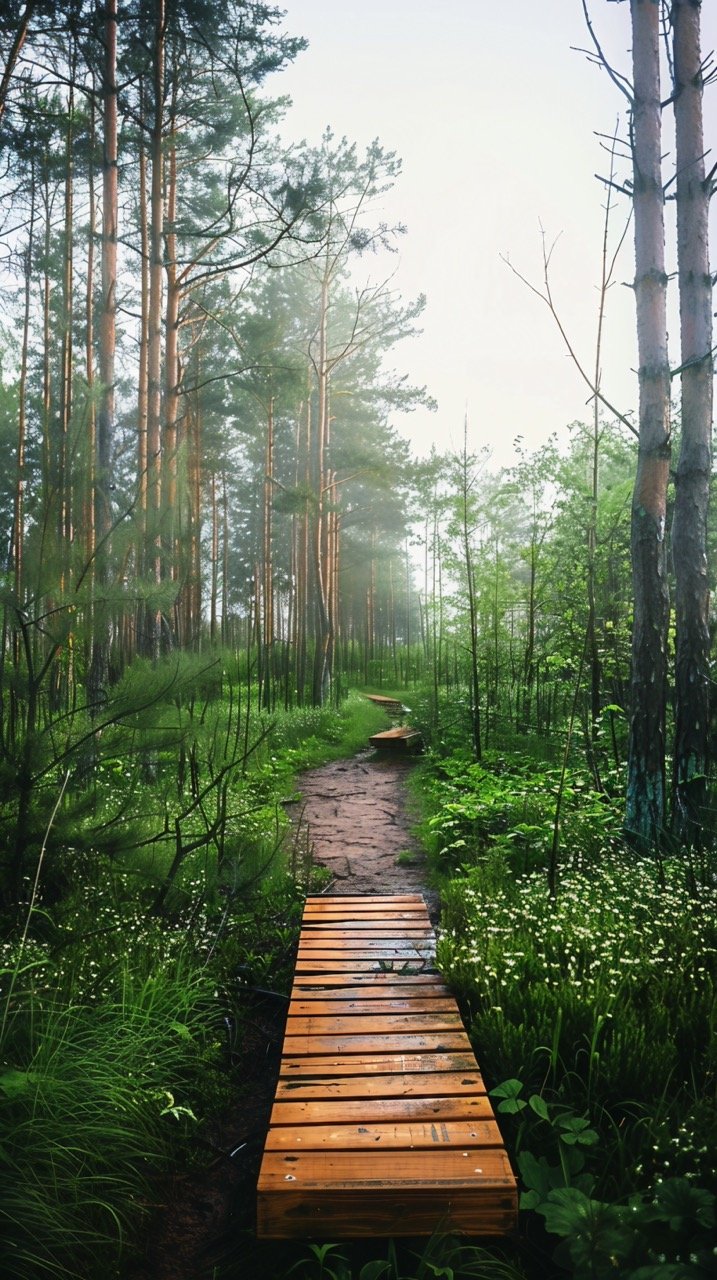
<box><xmin>275</xmin><ymin>0</ymin><xmax>717</xmax><ymax>469</ymax></box>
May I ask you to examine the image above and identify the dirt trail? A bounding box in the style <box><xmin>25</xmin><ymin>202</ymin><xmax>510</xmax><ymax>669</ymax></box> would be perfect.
<box><xmin>290</xmin><ymin>748</ymin><xmax>439</xmax><ymax>919</ymax></box>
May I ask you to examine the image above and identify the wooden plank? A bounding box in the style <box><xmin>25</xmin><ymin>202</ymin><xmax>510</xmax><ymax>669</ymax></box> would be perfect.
<box><xmin>369</xmin><ymin>727</ymin><xmax>421</xmax><ymax>741</ymax></box>
<box><xmin>291</xmin><ymin>974</ymin><xmax>447</xmax><ymax>990</ymax></box>
<box><xmin>289</xmin><ymin>983</ymin><xmax>450</xmax><ymax>1000</ymax></box>
<box><xmin>285</xmin><ymin>1014</ymin><xmax>463</xmax><ymax>1035</ymax></box>
<box><xmin>304</xmin><ymin>895</ymin><xmax>423</xmax><ymax>905</ymax></box>
<box><xmin>279</xmin><ymin>1052</ymin><xmax>480</xmax><ymax>1077</ymax></box>
<box><xmin>260</xmin><ymin>1148</ymin><xmax>514</xmax><ymax>1188</ymax></box>
<box><xmin>300</xmin><ymin>931</ymin><xmax>433</xmax><ymax>941</ymax></box>
<box><xmin>291</xmin><ymin>962</ymin><xmax>437</xmax><ymax>972</ymax></box>
<box><xmin>369</xmin><ymin>729</ymin><xmax>422</xmax><ymax>750</ymax></box>
<box><xmin>275</xmin><ymin>1073</ymin><xmax>484</xmax><ymax>1101</ymax></box>
<box><xmin>282</xmin><ymin>1032</ymin><xmax>474</xmax><ymax>1055</ymax></box>
<box><xmin>269</xmin><ymin>1095</ymin><xmax>496</xmax><ymax>1126</ymax></box>
<box><xmin>301</xmin><ymin>906</ymin><xmax>426</xmax><ymax>916</ymax></box>
<box><xmin>297</xmin><ymin>939</ymin><xmax>434</xmax><ymax>952</ymax></box>
<box><xmin>288</xmin><ymin>998</ymin><xmax>457</xmax><ymax>1016</ymax></box>
<box><xmin>265</xmin><ymin>1119</ymin><xmax>504</xmax><ymax>1150</ymax></box>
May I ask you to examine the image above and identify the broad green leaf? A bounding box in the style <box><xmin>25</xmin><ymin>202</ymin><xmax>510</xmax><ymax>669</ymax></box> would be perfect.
<box><xmin>528</xmin><ymin>1094</ymin><xmax>550</xmax><ymax>1121</ymax></box>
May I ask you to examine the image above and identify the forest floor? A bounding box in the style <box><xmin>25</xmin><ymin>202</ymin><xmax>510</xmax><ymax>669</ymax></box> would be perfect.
<box><xmin>127</xmin><ymin>746</ymin><xmax>433</xmax><ymax>1280</ymax></box>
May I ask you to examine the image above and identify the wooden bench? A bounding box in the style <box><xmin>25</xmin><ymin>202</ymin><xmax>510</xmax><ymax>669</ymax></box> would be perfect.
<box><xmin>369</xmin><ymin>726</ymin><xmax>422</xmax><ymax>751</ymax></box>
<box><xmin>256</xmin><ymin>894</ymin><xmax>518</xmax><ymax>1239</ymax></box>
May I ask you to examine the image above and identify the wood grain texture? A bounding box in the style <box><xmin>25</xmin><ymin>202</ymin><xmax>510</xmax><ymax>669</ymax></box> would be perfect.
<box><xmin>256</xmin><ymin>894</ymin><xmax>517</xmax><ymax>1239</ymax></box>
<box><xmin>264</xmin><ymin>1118</ymin><xmax>503</xmax><ymax>1150</ymax></box>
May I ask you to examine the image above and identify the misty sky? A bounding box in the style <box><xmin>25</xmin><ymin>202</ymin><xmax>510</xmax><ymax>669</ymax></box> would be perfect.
<box><xmin>275</xmin><ymin>0</ymin><xmax>717</xmax><ymax>468</ymax></box>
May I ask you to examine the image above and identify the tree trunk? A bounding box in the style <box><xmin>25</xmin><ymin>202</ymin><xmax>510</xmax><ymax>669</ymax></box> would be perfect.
<box><xmin>58</xmin><ymin>72</ymin><xmax>75</xmax><ymax>590</ymax></box>
<box><xmin>262</xmin><ymin>397</ymin><xmax>274</xmax><ymax>708</ymax></box>
<box><xmin>671</xmin><ymin>0</ymin><xmax>712</xmax><ymax>838</ymax></box>
<box><xmin>89</xmin><ymin>0</ymin><xmax>118</xmax><ymax>705</ymax></box>
<box><xmin>164</xmin><ymin>67</ymin><xmax>180</xmax><ymax>626</ymax></box>
<box><xmin>13</xmin><ymin>174</ymin><xmax>34</xmax><ymax>614</ymax></box>
<box><xmin>625</xmin><ymin>0</ymin><xmax>672</xmax><ymax>845</ymax></box>
<box><xmin>144</xmin><ymin>0</ymin><xmax>165</xmax><ymax>660</ymax></box>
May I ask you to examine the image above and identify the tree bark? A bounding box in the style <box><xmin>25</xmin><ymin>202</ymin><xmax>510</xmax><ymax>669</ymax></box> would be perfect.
<box><xmin>625</xmin><ymin>0</ymin><xmax>672</xmax><ymax>845</ymax></box>
<box><xmin>671</xmin><ymin>0</ymin><xmax>712</xmax><ymax>838</ymax></box>
<box><xmin>89</xmin><ymin>0</ymin><xmax>118</xmax><ymax>704</ymax></box>
<box><xmin>144</xmin><ymin>0</ymin><xmax>165</xmax><ymax>660</ymax></box>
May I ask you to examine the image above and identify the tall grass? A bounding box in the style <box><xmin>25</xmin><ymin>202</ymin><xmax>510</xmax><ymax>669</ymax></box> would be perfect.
<box><xmin>1</xmin><ymin>944</ymin><xmax>218</xmax><ymax>1279</ymax></box>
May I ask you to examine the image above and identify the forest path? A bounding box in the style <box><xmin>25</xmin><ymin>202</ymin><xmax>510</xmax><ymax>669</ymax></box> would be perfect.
<box><xmin>290</xmin><ymin>749</ymin><xmax>439</xmax><ymax>920</ymax></box>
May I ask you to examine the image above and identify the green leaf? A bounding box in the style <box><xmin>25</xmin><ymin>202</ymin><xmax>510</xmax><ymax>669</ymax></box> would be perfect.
<box><xmin>528</xmin><ymin>1094</ymin><xmax>550</xmax><ymax>1121</ymax></box>
<box><xmin>490</xmin><ymin>1077</ymin><xmax>527</xmax><ymax>1114</ymax></box>
<box><xmin>537</xmin><ymin>1186</ymin><xmax>593</xmax><ymax>1237</ymax></box>
<box><xmin>517</xmin><ymin>1150</ymin><xmax>562</xmax><ymax>1198</ymax></box>
<box><xmin>519</xmin><ymin>1189</ymin><xmax>542</xmax><ymax>1211</ymax></box>
<box><xmin>651</xmin><ymin>1178</ymin><xmax>715</xmax><ymax>1231</ymax></box>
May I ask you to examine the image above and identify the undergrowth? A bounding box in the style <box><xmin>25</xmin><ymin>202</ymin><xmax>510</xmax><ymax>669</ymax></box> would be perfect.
<box><xmin>414</xmin><ymin>743</ymin><xmax>717</xmax><ymax>1278</ymax></box>
<box><xmin>0</xmin><ymin>675</ymin><xmax>386</xmax><ymax>1280</ymax></box>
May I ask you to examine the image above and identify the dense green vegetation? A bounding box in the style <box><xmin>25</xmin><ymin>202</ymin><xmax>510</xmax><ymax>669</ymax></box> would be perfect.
<box><xmin>417</xmin><ymin>738</ymin><xmax>717</xmax><ymax>1278</ymax></box>
<box><xmin>1</xmin><ymin>685</ymin><xmax>390</xmax><ymax>1279</ymax></box>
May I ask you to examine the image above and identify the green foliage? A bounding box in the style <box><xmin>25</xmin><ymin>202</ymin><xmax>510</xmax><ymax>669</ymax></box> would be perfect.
<box><xmin>419</xmin><ymin>748</ymin><xmax>620</xmax><ymax>876</ymax></box>
<box><xmin>414</xmin><ymin>744</ymin><xmax>717</xmax><ymax>1278</ymax></box>
<box><xmin>0</xmin><ymin>671</ymin><xmax>384</xmax><ymax>1277</ymax></box>
<box><xmin>281</xmin><ymin>1234</ymin><xmax>526</xmax><ymax>1280</ymax></box>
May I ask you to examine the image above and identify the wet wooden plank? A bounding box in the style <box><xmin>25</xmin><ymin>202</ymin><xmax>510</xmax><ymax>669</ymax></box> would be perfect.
<box><xmin>279</xmin><ymin>1052</ymin><xmax>480</xmax><ymax>1077</ymax></box>
<box><xmin>275</xmin><ymin>1073</ymin><xmax>485</xmax><ymax>1101</ymax></box>
<box><xmin>290</xmin><ymin>982</ymin><xmax>450</xmax><ymax>999</ymax></box>
<box><xmin>301</xmin><ymin>932</ymin><xmax>434</xmax><ymax>942</ymax></box>
<box><xmin>283</xmin><ymin>1032</ymin><xmax>474</xmax><ymax>1056</ymax></box>
<box><xmin>269</xmin><ymin>1094</ymin><xmax>496</xmax><ymax>1126</ymax></box>
<box><xmin>291</xmin><ymin>974</ymin><xmax>447</xmax><ymax>990</ymax></box>
<box><xmin>294</xmin><ymin>962</ymin><xmax>439</xmax><ymax>976</ymax></box>
<box><xmin>288</xmin><ymin>998</ymin><xmax>457</xmax><ymax>1016</ymax></box>
<box><xmin>257</xmin><ymin>894</ymin><xmax>517</xmax><ymax>1239</ymax></box>
<box><xmin>285</xmin><ymin>1014</ymin><xmax>464</xmax><ymax>1035</ymax></box>
<box><xmin>265</xmin><ymin>1118</ymin><xmax>504</xmax><ymax>1150</ymax></box>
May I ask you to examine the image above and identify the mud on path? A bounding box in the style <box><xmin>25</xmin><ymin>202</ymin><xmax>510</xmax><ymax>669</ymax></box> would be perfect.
<box><xmin>290</xmin><ymin>748</ymin><xmax>438</xmax><ymax>920</ymax></box>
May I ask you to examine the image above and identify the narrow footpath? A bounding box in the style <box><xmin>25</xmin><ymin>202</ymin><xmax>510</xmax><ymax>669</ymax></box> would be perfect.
<box><xmin>289</xmin><ymin>748</ymin><xmax>438</xmax><ymax>917</ymax></box>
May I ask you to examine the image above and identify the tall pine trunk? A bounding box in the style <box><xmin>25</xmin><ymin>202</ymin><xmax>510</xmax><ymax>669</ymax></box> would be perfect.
<box><xmin>89</xmin><ymin>0</ymin><xmax>117</xmax><ymax>705</ymax></box>
<box><xmin>671</xmin><ymin>0</ymin><xmax>712</xmax><ymax>838</ymax></box>
<box><xmin>143</xmin><ymin>0</ymin><xmax>165</xmax><ymax>659</ymax></box>
<box><xmin>625</xmin><ymin>0</ymin><xmax>671</xmax><ymax>846</ymax></box>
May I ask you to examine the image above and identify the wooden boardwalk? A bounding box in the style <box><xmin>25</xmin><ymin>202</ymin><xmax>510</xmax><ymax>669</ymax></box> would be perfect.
<box><xmin>256</xmin><ymin>894</ymin><xmax>518</xmax><ymax>1239</ymax></box>
<box><xmin>369</xmin><ymin>726</ymin><xmax>422</xmax><ymax>751</ymax></box>
<box><xmin>364</xmin><ymin>694</ymin><xmax>406</xmax><ymax>715</ymax></box>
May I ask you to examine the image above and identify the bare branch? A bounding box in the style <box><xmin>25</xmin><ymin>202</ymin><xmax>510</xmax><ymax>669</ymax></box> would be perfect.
<box><xmin>501</xmin><ymin>220</ymin><xmax>638</xmax><ymax>440</ymax></box>
<box><xmin>578</xmin><ymin>0</ymin><xmax>634</xmax><ymax>104</ymax></box>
